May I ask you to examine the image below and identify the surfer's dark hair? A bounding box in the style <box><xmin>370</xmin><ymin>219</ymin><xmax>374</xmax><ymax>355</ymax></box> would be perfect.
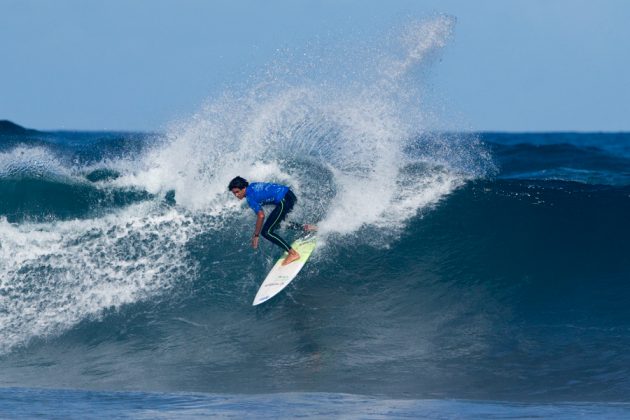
<box><xmin>228</xmin><ymin>176</ymin><xmax>249</xmax><ymax>190</ymax></box>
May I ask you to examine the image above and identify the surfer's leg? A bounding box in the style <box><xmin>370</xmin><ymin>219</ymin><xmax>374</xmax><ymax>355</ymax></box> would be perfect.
<box><xmin>261</xmin><ymin>200</ymin><xmax>293</xmax><ymax>252</ymax></box>
<box><xmin>261</xmin><ymin>196</ymin><xmax>302</xmax><ymax>265</ymax></box>
<box><xmin>285</xmin><ymin>222</ymin><xmax>303</xmax><ymax>230</ymax></box>
<box><xmin>285</xmin><ymin>222</ymin><xmax>318</xmax><ymax>232</ymax></box>
<box><xmin>280</xmin><ymin>191</ymin><xmax>317</xmax><ymax>232</ymax></box>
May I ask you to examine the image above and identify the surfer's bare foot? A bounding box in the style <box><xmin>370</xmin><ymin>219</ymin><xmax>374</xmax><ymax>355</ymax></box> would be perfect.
<box><xmin>282</xmin><ymin>249</ymin><xmax>300</xmax><ymax>265</ymax></box>
<box><xmin>303</xmin><ymin>224</ymin><xmax>318</xmax><ymax>232</ymax></box>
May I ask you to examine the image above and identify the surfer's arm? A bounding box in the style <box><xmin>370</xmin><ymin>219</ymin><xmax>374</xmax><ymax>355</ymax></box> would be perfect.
<box><xmin>254</xmin><ymin>210</ymin><xmax>265</xmax><ymax>236</ymax></box>
<box><xmin>252</xmin><ymin>210</ymin><xmax>265</xmax><ymax>248</ymax></box>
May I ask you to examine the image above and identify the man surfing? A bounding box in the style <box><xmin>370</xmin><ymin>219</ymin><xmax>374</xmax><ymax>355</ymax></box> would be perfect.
<box><xmin>228</xmin><ymin>176</ymin><xmax>316</xmax><ymax>265</ymax></box>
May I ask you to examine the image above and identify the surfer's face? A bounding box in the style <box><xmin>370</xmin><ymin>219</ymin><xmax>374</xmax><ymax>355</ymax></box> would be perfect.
<box><xmin>231</xmin><ymin>187</ymin><xmax>246</xmax><ymax>200</ymax></box>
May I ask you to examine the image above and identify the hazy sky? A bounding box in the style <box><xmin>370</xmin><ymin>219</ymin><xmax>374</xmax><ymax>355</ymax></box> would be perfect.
<box><xmin>1</xmin><ymin>0</ymin><xmax>628</xmax><ymax>131</ymax></box>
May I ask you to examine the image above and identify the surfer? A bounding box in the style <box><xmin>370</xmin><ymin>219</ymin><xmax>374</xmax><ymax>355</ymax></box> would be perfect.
<box><xmin>228</xmin><ymin>176</ymin><xmax>316</xmax><ymax>265</ymax></box>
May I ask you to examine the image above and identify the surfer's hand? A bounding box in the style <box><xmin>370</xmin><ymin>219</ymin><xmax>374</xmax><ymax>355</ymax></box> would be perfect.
<box><xmin>252</xmin><ymin>235</ymin><xmax>259</xmax><ymax>249</ymax></box>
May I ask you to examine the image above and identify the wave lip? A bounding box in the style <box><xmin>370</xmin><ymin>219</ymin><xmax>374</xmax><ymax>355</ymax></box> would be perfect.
<box><xmin>111</xmin><ymin>16</ymin><xmax>489</xmax><ymax>241</ymax></box>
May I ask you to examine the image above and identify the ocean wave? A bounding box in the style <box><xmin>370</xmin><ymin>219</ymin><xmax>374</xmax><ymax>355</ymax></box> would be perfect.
<box><xmin>1</xmin><ymin>180</ymin><xmax>628</xmax><ymax>401</ymax></box>
<box><xmin>487</xmin><ymin>134</ymin><xmax>630</xmax><ymax>186</ymax></box>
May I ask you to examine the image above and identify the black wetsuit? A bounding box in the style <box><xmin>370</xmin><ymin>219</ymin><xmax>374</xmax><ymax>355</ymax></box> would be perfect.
<box><xmin>260</xmin><ymin>189</ymin><xmax>297</xmax><ymax>252</ymax></box>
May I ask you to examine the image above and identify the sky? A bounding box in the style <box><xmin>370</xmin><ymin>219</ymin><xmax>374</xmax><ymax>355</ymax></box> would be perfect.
<box><xmin>1</xmin><ymin>0</ymin><xmax>629</xmax><ymax>132</ymax></box>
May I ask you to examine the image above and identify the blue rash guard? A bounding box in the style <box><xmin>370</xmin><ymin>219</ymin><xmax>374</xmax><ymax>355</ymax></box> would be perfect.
<box><xmin>245</xmin><ymin>182</ymin><xmax>289</xmax><ymax>214</ymax></box>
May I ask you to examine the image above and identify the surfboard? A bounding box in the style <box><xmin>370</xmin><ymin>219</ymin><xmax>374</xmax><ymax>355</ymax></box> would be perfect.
<box><xmin>252</xmin><ymin>235</ymin><xmax>317</xmax><ymax>306</ymax></box>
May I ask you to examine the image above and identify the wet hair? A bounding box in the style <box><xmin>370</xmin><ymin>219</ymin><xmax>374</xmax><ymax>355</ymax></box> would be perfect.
<box><xmin>228</xmin><ymin>176</ymin><xmax>249</xmax><ymax>190</ymax></box>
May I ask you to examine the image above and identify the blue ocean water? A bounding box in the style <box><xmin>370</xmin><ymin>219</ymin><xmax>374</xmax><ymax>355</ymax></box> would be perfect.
<box><xmin>1</xmin><ymin>126</ymin><xmax>628</xmax><ymax>418</ymax></box>
<box><xmin>1</xmin><ymin>388</ymin><xmax>630</xmax><ymax>419</ymax></box>
<box><xmin>2</xmin><ymin>18</ymin><xmax>630</xmax><ymax>419</ymax></box>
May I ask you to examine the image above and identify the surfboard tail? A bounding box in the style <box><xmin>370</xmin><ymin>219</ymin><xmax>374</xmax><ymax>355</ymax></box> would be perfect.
<box><xmin>252</xmin><ymin>236</ymin><xmax>317</xmax><ymax>306</ymax></box>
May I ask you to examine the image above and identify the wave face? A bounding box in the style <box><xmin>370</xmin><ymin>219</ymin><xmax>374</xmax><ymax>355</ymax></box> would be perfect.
<box><xmin>1</xmin><ymin>19</ymin><xmax>630</xmax><ymax>402</ymax></box>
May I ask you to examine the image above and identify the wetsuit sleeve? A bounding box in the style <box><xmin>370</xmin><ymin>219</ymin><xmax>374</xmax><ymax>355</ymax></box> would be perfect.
<box><xmin>246</xmin><ymin>195</ymin><xmax>262</xmax><ymax>214</ymax></box>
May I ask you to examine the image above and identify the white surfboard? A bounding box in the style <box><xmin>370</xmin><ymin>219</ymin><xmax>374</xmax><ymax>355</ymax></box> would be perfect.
<box><xmin>253</xmin><ymin>235</ymin><xmax>317</xmax><ymax>306</ymax></box>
